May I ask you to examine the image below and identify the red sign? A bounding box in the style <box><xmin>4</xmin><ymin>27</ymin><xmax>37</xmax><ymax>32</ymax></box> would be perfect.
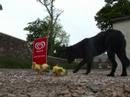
<box><xmin>32</xmin><ymin>37</ymin><xmax>48</xmax><ymax>64</ymax></box>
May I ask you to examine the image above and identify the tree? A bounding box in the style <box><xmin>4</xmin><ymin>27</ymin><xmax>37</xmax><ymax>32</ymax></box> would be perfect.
<box><xmin>0</xmin><ymin>4</ymin><xmax>3</xmax><ymax>10</ymax></box>
<box><xmin>24</xmin><ymin>17</ymin><xmax>69</xmax><ymax>57</ymax></box>
<box><xmin>105</xmin><ymin>0</ymin><xmax>118</xmax><ymax>4</ymax></box>
<box><xmin>37</xmin><ymin>0</ymin><xmax>63</xmax><ymax>55</ymax></box>
<box><xmin>95</xmin><ymin>0</ymin><xmax>130</xmax><ymax>31</ymax></box>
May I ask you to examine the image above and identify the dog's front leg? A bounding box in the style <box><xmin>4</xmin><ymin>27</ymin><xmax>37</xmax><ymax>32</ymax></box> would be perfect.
<box><xmin>85</xmin><ymin>57</ymin><xmax>93</xmax><ymax>74</ymax></box>
<box><xmin>85</xmin><ymin>62</ymin><xmax>92</xmax><ymax>74</ymax></box>
<box><xmin>73</xmin><ymin>60</ymin><xmax>86</xmax><ymax>73</ymax></box>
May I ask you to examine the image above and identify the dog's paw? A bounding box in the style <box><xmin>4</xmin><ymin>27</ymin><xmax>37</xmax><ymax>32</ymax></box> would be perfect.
<box><xmin>82</xmin><ymin>72</ymin><xmax>89</xmax><ymax>75</ymax></box>
<box><xmin>73</xmin><ymin>70</ymin><xmax>77</xmax><ymax>73</ymax></box>
<box><xmin>121</xmin><ymin>73</ymin><xmax>127</xmax><ymax>76</ymax></box>
<box><xmin>107</xmin><ymin>73</ymin><xmax>115</xmax><ymax>77</ymax></box>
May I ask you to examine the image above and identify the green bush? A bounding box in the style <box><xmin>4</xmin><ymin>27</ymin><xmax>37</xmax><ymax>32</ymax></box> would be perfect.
<box><xmin>0</xmin><ymin>56</ymin><xmax>31</xmax><ymax>68</ymax></box>
<box><xmin>48</xmin><ymin>62</ymin><xmax>79</xmax><ymax>70</ymax></box>
<box><xmin>0</xmin><ymin>56</ymin><xmax>80</xmax><ymax>69</ymax></box>
<box><xmin>57</xmin><ymin>63</ymin><xmax>78</xmax><ymax>69</ymax></box>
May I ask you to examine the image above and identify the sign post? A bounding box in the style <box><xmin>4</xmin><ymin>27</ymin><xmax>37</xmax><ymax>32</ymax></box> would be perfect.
<box><xmin>33</xmin><ymin>37</ymin><xmax>48</xmax><ymax>65</ymax></box>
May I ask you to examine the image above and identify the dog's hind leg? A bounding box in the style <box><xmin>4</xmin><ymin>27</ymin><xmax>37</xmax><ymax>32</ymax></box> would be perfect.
<box><xmin>107</xmin><ymin>51</ymin><xmax>117</xmax><ymax>76</ymax></box>
<box><xmin>116</xmin><ymin>50</ymin><xmax>129</xmax><ymax>76</ymax></box>
<box><xmin>73</xmin><ymin>60</ymin><xmax>86</xmax><ymax>73</ymax></box>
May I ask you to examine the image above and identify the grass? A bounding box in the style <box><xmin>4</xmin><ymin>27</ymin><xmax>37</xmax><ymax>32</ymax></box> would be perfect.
<box><xmin>0</xmin><ymin>56</ymin><xmax>77</xmax><ymax>69</ymax></box>
<box><xmin>0</xmin><ymin>56</ymin><xmax>82</xmax><ymax>69</ymax></box>
<box><xmin>57</xmin><ymin>63</ymin><xmax>78</xmax><ymax>69</ymax></box>
<box><xmin>0</xmin><ymin>56</ymin><xmax>32</xmax><ymax>68</ymax></box>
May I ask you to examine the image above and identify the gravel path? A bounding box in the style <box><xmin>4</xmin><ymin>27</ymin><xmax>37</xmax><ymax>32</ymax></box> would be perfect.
<box><xmin>0</xmin><ymin>69</ymin><xmax>130</xmax><ymax>97</ymax></box>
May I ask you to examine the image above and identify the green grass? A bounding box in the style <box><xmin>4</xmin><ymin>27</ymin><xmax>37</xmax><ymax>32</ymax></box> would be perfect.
<box><xmin>0</xmin><ymin>56</ymin><xmax>80</xmax><ymax>69</ymax></box>
<box><xmin>47</xmin><ymin>62</ymin><xmax>79</xmax><ymax>70</ymax></box>
<box><xmin>0</xmin><ymin>56</ymin><xmax>32</xmax><ymax>68</ymax></box>
<box><xmin>58</xmin><ymin>63</ymin><xmax>78</xmax><ymax>69</ymax></box>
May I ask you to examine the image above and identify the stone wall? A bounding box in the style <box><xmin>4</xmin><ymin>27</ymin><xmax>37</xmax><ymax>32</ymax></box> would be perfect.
<box><xmin>0</xmin><ymin>32</ymin><xmax>31</xmax><ymax>60</ymax></box>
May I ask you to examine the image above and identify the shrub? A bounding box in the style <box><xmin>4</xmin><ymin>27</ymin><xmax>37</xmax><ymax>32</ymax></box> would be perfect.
<box><xmin>0</xmin><ymin>56</ymin><xmax>31</xmax><ymax>68</ymax></box>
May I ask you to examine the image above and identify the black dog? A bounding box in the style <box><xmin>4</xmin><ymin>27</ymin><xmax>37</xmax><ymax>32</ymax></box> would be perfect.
<box><xmin>65</xmin><ymin>29</ymin><xmax>129</xmax><ymax>76</ymax></box>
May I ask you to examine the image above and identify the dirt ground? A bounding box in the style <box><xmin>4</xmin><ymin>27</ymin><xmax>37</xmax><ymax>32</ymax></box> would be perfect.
<box><xmin>0</xmin><ymin>69</ymin><xmax>130</xmax><ymax>97</ymax></box>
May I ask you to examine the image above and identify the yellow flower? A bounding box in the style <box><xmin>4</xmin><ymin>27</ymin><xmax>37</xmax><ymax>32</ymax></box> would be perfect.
<box><xmin>60</xmin><ymin>69</ymin><xmax>66</xmax><ymax>76</ymax></box>
<box><xmin>41</xmin><ymin>64</ymin><xmax>49</xmax><ymax>71</ymax></box>
<box><xmin>32</xmin><ymin>62</ymin><xmax>50</xmax><ymax>74</ymax></box>
<box><xmin>52</xmin><ymin>65</ymin><xmax>59</xmax><ymax>72</ymax></box>
<box><xmin>52</xmin><ymin>65</ymin><xmax>66</xmax><ymax>76</ymax></box>
<box><xmin>34</xmin><ymin>64</ymin><xmax>41</xmax><ymax>71</ymax></box>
